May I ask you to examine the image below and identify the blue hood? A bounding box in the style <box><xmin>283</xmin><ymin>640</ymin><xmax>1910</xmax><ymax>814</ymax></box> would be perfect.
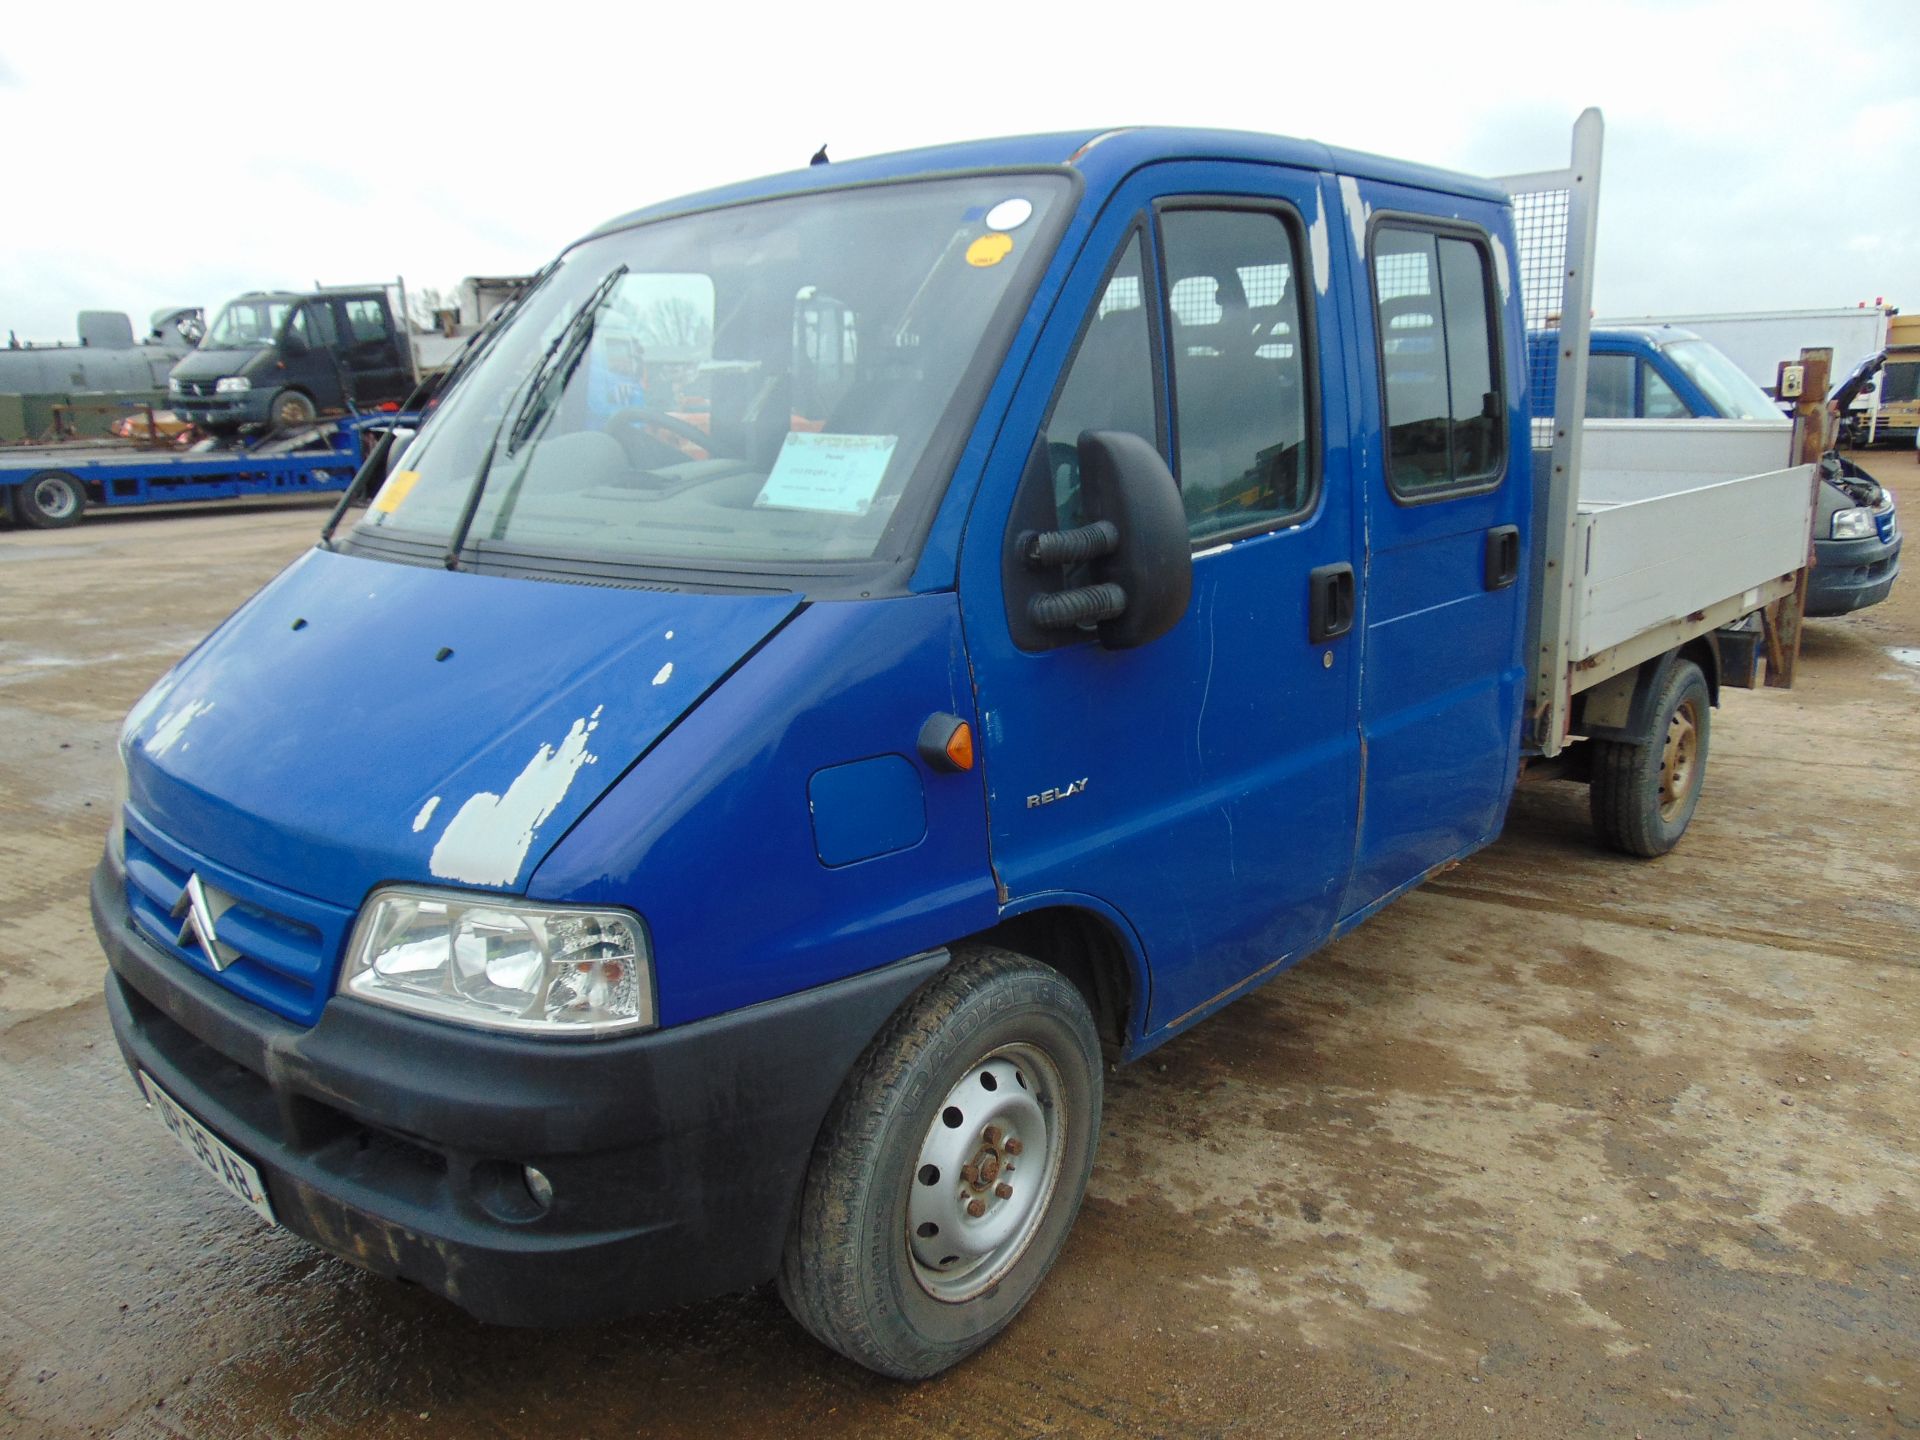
<box><xmin>124</xmin><ymin>547</ymin><xmax>800</xmax><ymax>908</ymax></box>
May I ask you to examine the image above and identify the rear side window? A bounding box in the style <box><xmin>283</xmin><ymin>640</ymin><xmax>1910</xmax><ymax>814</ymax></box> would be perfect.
<box><xmin>1159</xmin><ymin>207</ymin><xmax>1315</xmax><ymax>541</ymax></box>
<box><xmin>1372</xmin><ymin>224</ymin><xmax>1505</xmax><ymax>499</ymax></box>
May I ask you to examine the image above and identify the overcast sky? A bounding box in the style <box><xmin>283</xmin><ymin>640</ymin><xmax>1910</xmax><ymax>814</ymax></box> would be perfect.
<box><xmin>2</xmin><ymin>0</ymin><xmax>1913</xmax><ymax>341</ymax></box>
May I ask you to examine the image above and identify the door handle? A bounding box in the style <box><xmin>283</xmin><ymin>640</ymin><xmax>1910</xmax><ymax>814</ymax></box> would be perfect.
<box><xmin>1483</xmin><ymin>525</ymin><xmax>1520</xmax><ymax>591</ymax></box>
<box><xmin>1308</xmin><ymin>562</ymin><xmax>1354</xmax><ymax>642</ymax></box>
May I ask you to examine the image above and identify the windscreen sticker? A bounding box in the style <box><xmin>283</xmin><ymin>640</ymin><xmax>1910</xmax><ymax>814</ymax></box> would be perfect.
<box><xmin>966</xmin><ymin>233</ymin><xmax>1015</xmax><ymax>268</ymax></box>
<box><xmin>371</xmin><ymin>469</ymin><xmax>420</xmax><ymax>515</ymax></box>
<box><xmin>754</xmin><ymin>433</ymin><xmax>897</xmax><ymax>515</ymax></box>
<box><xmin>985</xmin><ymin>197</ymin><xmax>1033</xmax><ymax>232</ymax></box>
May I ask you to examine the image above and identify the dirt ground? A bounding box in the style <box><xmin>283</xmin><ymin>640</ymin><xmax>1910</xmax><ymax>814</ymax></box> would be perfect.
<box><xmin>1</xmin><ymin>456</ymin><xmax>1916</xmax><ymax>1439</ymax></box>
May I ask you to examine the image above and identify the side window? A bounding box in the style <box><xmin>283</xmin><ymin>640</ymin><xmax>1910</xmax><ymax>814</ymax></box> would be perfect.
<box><xmin>1585</xmin><ymin>353</ymin><xmax>1634</xmax><ymax>418</ymax></box>
<box><xmin>1372</xmin><ymin>224</ymin><xmax>1505</xmax><ymax>499</ymax></box>
<box><xmin>343</xmin><ymin>299</ymin><xmax>391</xmax><ymax>344</ymax></box>
<box><xmin>284</xmin><ymin>306</ymin><xmax>314</xmax><ymax>350</ymax></box>
<box><xmin>1641</xmin><ymin>362</ymin><xmax>1691</xmax><ymax>418</ymax></box>
<box><xmin>1160</xmin><ymin>208</ymin><xmax>1314</xmax><ymax>541</ymax></box>
<box><xmin>1042</xmin><ymin>233</ymin><xmax>1157</xmax><ymax>529</ymax></box>
<box><xmin>308</xmin><ymin>302</ymin><xmax>339</xmax><ymax>349</ymax></box>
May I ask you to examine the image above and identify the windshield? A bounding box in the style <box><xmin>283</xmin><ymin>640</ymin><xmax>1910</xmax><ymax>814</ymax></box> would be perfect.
<box><xmin>1882</xmin><ymin>361</ymin><xmax>1920</xmax><ymax>406</ymax></box>
<box><xmin>1664</xmin><ymin>339</ymin><xmax>1781</xmax><ymax>420</ymax></box>
<box><xmin>204</xmin><ymin>299</ymin><xmax>293</xmax><ymax>350</ymax></box>
<box><xmin>355</xmin><ymin>175</ymin><xmax>1069</xmax><ymax>576</ymax></box>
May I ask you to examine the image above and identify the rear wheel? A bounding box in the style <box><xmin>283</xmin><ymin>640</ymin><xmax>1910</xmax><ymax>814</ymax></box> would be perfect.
<box><xmin>779</xmin><ymin>945</ymin><xmax>1102</xmax><ymax>1379</ymax></box>
<box><xmin>1589</xmin><ymin>658</ymin><xmax>1710</xmax><ymax>857</ymax></box>
<box><xmin>16</xmin><ymin>470</ymin><xmax>85</xmax><ymax>528</ymax></box>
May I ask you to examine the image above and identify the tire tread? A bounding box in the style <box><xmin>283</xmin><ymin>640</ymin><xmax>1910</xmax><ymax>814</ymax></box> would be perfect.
<box><xmin>777</xmin><ymin>944</ymin><xmax>1098</xmax><ymax>1379</ymax></box>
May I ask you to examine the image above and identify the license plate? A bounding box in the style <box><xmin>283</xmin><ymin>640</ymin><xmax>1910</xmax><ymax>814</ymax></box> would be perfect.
<box><xmin>138</xmin><ymin>1071</ymin><xmax>276</xmax><ymax>1226</ymax></box>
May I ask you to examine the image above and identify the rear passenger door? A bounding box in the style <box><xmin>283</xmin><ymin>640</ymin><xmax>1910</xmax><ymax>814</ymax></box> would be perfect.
<box><xmin>963</xmin><ymin>162</ymin><xmax>1363</xmax><ymax>1035</ymax></box>
<box><xmin>1341</xmin><ymin>197</ymin><xmax>1530</xmax><ymax>915</ymax></box>
<box><xmin>332</xmin><ymin>296</ymin><xmax>412</xmax><ymax>406</ymax></box>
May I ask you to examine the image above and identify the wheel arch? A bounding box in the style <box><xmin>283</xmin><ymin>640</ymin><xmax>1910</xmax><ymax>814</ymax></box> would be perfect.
<box><xmin>1575</xmin><ymin>639</ymin><xmax>1719</xmax><ymax>745</ymax></box>
<box><xmin>960</xmin><ymin>897</ymin><xmax>1146</xmax><ymax>1062</ymax></box>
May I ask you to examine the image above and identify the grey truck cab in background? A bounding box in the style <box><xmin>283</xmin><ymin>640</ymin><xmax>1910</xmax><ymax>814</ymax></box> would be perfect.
<box><xmin>169</xmin><ymin>286</ymin><xmax>415</xmax><ymax>431</ymax></box>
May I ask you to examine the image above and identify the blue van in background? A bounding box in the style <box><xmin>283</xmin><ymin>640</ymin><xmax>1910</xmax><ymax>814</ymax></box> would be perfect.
<box><xmin>1530</xmin><ymin>325</ymin><xmax>1900</xmax><ymax>615</ymax></box>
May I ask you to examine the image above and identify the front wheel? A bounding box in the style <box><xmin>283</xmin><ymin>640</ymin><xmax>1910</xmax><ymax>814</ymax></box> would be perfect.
<box><xmin>268</xmin><ymin>389</ymin><xmax>318</xmax><ymax>428</ymax></box>
<box><xmin>779</xmin><ymin>945</ymin><xmax>1103</xmax><ymax>1379</ymax></box>
<box><xmin>1589</xmin><ymin>658</ymin><xmax>1710</xmax><ymax>857</ymax></box>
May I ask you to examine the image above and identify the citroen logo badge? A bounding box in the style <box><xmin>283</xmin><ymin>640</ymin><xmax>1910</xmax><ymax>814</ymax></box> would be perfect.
<box><xmin>171</xmin><ymin>873</ymin><xmax>240</xmax><ymax>971</ymax></box>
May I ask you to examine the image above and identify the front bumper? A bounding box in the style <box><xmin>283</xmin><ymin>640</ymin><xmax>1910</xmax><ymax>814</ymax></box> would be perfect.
<box><xmin>1807</xmin><ymin>532</ymin><xmax>1901</xmax><ymax>617</ymax></box>
<box><xmin>93</xmin><ymin>857</ymin><xmax>943</xmax><ymax>1326</ymax></box>
<box><xmin>172</xmin><ymin>389</ymin><xmax>269</xmax><ymax>427</ymax></box>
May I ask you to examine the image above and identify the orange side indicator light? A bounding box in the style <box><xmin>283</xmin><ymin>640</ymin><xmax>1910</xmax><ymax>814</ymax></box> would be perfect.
<box><xmin>917</xmin><ymin>712</ymin><xmax>975</xmax><ymax>773</ymax></box>
<box><xmin>944</xmin><ymin>722</ymin><xmax>974</xmax><ymax>772</ymax></box>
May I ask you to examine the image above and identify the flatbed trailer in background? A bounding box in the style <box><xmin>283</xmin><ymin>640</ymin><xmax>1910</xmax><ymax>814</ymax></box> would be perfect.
<box><xmin>0</xmin><ymin>417</ymin><xmax>389</xmax><ymax>529</ymax></box>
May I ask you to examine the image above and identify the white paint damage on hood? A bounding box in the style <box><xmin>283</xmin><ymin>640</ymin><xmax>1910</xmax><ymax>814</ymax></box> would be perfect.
<box><xmin>428</xmin><ymin>706</ymin><xmax>603</xmax><ymax>887</ymax></box>
<box><xmin>146</xmin><ymin>698</ymin><xmax>213</xmax><ymax>757</ymax></box>
<box><xmin>411</xmin><ymin>796</ymin><xmax>440</xmax><ymax>834</ymax></box>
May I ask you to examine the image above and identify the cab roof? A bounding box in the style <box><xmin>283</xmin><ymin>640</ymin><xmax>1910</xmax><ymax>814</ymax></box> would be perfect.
<box><xmin>1590</xmin><ymin>325</ymin><xmax>1706</xmax><ymax>347</ymax></box>
<box><xmin>589</xmin><ymin>126</ymin><xmax>1510</xmax><ymax>238</ymax></box>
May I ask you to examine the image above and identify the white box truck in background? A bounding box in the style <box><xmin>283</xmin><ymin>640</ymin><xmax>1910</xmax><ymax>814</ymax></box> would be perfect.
<box><xmin>1595</xmin><ymin>305</ymin><xmax>1910</xmax><ymax>443</ymax></box>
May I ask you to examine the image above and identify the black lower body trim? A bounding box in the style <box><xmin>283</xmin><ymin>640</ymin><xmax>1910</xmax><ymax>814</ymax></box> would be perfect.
<box><xmin>94</xmin><ymin>858</ymin><xmax>945</xmax><ymax>1326</ymax></box>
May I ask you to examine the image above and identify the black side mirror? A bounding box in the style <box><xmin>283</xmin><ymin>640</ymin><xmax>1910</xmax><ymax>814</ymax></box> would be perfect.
<box><xmin>1006</xmin><ymin>430</ymin><xmax>1193</xmax><ymax>651</ymax></box>
<box><xmin>1074</xmin><ymin>430</ymin><xmax>1192</xmax><ymax>649</ymax></box>
<box><xmin>281</xmin><ymin>330</ymin><xmax>309</xmax><ymax>358</ymax></box>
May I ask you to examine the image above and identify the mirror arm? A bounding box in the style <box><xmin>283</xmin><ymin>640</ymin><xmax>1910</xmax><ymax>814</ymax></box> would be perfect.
<box><xmin>1029</xmin><ymin>583</ymin><xmax>1127</xmax><ymax>631</ymax></box>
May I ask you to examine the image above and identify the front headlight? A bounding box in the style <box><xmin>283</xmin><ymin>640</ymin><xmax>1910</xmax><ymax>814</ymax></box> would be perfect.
<box><xmin>1831</xmin><ymin>506</ymin><xmax>1876</xmax><ymax>540</ymax></box>
<box><xmin>214</xmin><ymin>376</ymin><xmax>252</xmax><ymax>394</ymax></box>
<box><xmin>166</xmin><ymin>376</ymin><xmax>184</xmax><ymax>395</ymax></box>
<box><xmin>340</xmin><ymin>887</ymin><xmax>653</xmax><ymax>1038</ymax></box>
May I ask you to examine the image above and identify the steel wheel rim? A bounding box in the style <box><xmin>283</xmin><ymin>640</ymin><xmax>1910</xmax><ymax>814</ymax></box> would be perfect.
<box><xmin>31</xmin><ymin>476</ymin><xmax>77</xmax><ymax>520</ymax></box>
<box><xmin>1659</xmin><ymin>697</ymin><xmax>1701</xmax><ymax>822</ymax></box>
<box><xmin>907</xmin><ymin>1042</ymin><xmax>1066</xmax><ymax>1303</ymax></box>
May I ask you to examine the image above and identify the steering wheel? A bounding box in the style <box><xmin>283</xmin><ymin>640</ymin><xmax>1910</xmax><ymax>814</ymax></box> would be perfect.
<box><xmin>603</xmin><ymin>405</ymin><xmax>714</xmax><ymax>457</ymax></box>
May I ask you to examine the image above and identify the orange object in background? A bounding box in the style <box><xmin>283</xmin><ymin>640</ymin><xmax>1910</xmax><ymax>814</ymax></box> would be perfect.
<box><xmin>108</xmin><ymin>410</ymin><xmax>200</xmax><ymax>446</ymax></box>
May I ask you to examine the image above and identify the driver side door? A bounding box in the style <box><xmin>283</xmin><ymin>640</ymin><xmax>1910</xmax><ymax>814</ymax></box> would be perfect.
<box><xmin>959</xmin><ymin>162</ymin><xmax>1363</xmax><ymax>1037</ymax></box>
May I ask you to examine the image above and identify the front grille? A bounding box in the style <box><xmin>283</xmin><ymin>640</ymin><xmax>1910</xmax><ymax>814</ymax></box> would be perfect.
<box><xmin>122</xmin><ymin>810</ymin><xmax>353</xmax><ymax>1026</ymax></box>
<box><xmin>174</xmin><ymin>379</ymin><xmax>221</xmax><ymax>400</ymax></box>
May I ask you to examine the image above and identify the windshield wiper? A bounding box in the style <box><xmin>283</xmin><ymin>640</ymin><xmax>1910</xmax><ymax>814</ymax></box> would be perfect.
<box><xmin>434</xmin><ymin>259</ymin><xmax>562</xmax><ymax>405</ymax></box>
<box><xmin>504</xmin><ymin>264</ymin><xmax>627</xmax><ymax>455</ymax></box>
<box><xmin>441</xmin><ymin>264</ymin><xmax>627</xmax><ymax>571</ymax></box>
<box><xmin>320</xmin><ymin>265</ymin><xmax>567</xmax><ymax>552</ymax></box>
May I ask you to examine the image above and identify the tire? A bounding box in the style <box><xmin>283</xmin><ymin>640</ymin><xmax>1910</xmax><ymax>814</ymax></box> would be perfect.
<box><xmin>16</xmin><ymin>470</ymin><xmax>85</xmax><ymax>529</ymax></box>
<box><xmin>779</xmin><ymin>945</ymin><xmax>1103</xmax><ymax>1379</ymax></box>
<box><xmin>1589</xmin><ymin>659</ymin><xmax>1710</xmax><ymax>857</ymax></box>
<box><xmin>268</xmin><ymin>389</ymin><xmax>318</xmax><ymax>428</ymax></box>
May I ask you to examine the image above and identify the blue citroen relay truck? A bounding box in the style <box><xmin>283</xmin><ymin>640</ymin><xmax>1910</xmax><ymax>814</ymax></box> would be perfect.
<box><xmin>95</xmin><ymin>114</ymin><xmax>1815</xmax><ymax>1378</ymax></box>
